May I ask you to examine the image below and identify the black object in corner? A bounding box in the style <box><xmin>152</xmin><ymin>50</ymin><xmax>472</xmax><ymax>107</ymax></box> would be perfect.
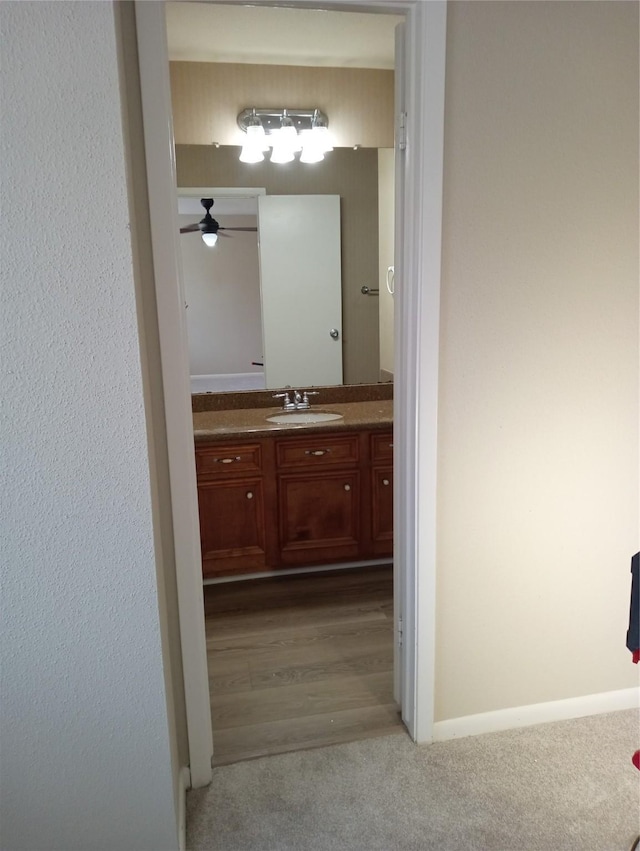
<box><xmin>626</xmin><ymin>552</ymin><xmax>640</xmax><ymax>656</ymax></box>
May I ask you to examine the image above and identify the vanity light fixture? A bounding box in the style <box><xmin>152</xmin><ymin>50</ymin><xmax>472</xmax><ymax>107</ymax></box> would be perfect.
<box><xmin>238</xmin><ymin>109</ymin><xmax>269</xmax><ymax>163</ymax></box>
<box><xmin>237</xmin><ymin>108</ymin><xmax>333</xmax><ymax>164</ymax></box>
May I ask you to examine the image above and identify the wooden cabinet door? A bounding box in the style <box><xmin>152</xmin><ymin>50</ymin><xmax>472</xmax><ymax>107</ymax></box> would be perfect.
<box><xmin>371</xmin><ymin>466</ymin><xmax>393</xmax><ymax>556</ymax></box>
<box><xmin>278</xmin><ymin>471</ymin><xmax>360</xmax><ymax>565</ymax></box>
<box><xmin>197</xmin><ymin>477</ymin><xmax>267</xmax><ymax>578</ymax></box>
<box><xmin>369</xmin><ymin>431</ymin><xmax>393</xmax><ymax>558</ymax></box>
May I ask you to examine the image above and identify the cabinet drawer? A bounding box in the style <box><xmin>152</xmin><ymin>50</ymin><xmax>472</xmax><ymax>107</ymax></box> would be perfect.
<box><xmin>276</xmin><ymin>435</ymin><xmax>359</xmax><ymax>469</ymax></box>
<box><xmin>371</xmin><ymin>432</ymin><xmax>394</xmax><ymax>462</ymax></box>
<box><xmin>196</xmin><ymin>443</ymin><xmax>262</xmax><ymax>478</ymax></box>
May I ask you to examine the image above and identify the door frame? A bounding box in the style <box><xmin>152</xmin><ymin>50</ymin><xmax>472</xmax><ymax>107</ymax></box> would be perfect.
<box><xmin>134</xmin><ymin>0</ymin><xmax>446</xmax><ymax>786</ymax></box>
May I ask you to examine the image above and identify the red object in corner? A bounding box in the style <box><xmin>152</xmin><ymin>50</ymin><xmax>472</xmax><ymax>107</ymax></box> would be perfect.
<box><xmin>633</xmin><ymin>650</ymin><xmax>640</xmax><ymax>664</ymax></box>
<box><xmin>632</xmin><ymin>751</ymin><xmax>640</xmax><ymax>772</ymax></box>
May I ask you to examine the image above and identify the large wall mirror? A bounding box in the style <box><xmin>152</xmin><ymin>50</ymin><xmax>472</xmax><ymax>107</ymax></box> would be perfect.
<box><xmin>167</xmin><ymin>2</ymin><xmax>398</xmax><ymax>392</ymax></box>
<box><xmin>179</xmin><ymin>188</ymin><xmax>345</xmax><ymax>391</ymax></box>
<box><xmin>177</xmin><ymin>146</ymin><xmax>395</xmax><ymax>392</ymax></box>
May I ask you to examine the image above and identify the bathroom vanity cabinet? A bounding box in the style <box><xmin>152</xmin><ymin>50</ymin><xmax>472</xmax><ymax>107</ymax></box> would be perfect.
<box><xmin>195</xmin><ymin>442</ymin><xmax>274</xmax><ymax>576</ymax></box>
<box><xmin>195</xmin><ymin>428</ymin><xmax>393</xmax><ymax>579</ymax></box>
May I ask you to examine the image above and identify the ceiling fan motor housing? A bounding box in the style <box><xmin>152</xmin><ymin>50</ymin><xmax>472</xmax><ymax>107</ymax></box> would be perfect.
<box><xmin>198</xmin><ymin>199</ymin><xmax>219</xmax><ymax>234</ymax></box>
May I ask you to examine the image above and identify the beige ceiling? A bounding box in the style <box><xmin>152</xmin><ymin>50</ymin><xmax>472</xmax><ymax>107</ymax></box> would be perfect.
<box><xmin>165</xmin><ymin>3</ymin><xmax>402</xmax><ymax>69</ymax></box>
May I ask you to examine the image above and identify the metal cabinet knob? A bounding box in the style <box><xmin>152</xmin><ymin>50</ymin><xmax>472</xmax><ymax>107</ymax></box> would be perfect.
<box><xmin>344</xmin><ymin>484</ymin><xmax>351</xmax><ymax>491</ymax></box>
<box><xmin>329</xmin><ymin>328</ymin><xmax>340</xmax><ymax>340</ymax></box>
<box><xmin>382</xmin><ymin>479</ymin><xmax>390</xmax><ymax>486</ymax></box>
<box><xmin>246</xmin><ymin>491</ymin><xmax>253</xmax><ymax>500</ymax></box>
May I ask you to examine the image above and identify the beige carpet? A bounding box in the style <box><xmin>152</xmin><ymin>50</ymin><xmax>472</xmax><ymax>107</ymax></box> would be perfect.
<box><xmin>187</xmin><ymin>709</ymin><xmax>640</xmax><ymax>851</ymax></box>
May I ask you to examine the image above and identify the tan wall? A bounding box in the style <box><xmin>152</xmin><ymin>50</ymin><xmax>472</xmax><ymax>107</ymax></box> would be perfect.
<box><xmin>435</xmin><ymin>0</ymin><xmax>639</xmax><ymax>722</ymax></box>
<box><xmin>170</xmin><ymin>61</ymin><xmax>394</xmax><ymax>148</ymax></box>
<box><xmin>176</xmin><ymin>144</ymin><xmax>380</xmax><ymax>385</ymax></box>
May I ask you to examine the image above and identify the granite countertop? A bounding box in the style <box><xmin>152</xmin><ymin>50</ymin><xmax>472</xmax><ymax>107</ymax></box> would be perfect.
<box><xmin>193</xmin><ymin>399</ymin><xmax>393</xmax><ymax>443</ymax></box>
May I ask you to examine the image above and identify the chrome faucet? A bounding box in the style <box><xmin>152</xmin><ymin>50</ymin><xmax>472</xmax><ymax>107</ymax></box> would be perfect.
<box><xmin>272</xmin><ymin>391</ymin><xmax>296</xmax><ymax>411</ymax></box>
<box><xmin>273</xmin><ymin>390</ymin><xmax>319</xmax><ymax>411</ymax></box>
<box><xmin>297</xmin><ymin>391</ymin><xmax>319</xmax><ymax>410</ymax></box>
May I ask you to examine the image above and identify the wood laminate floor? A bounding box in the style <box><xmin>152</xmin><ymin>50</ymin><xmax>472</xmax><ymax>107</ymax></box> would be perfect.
<box><xmin>204</xmin><ymin>564</ymin><xmax>403</xmax><ymax>765</ymax></box>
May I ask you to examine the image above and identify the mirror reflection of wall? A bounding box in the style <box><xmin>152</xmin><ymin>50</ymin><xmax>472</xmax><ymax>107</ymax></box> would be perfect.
<box><xmin>378</xmin><ymin>149</ymin><xmax>395</xmax><ymax>383</ymax></box>
<box><xmin>178</xmin><ymin>195</ymin><xmax>264</xmax><ymax>393</ymax></box>
<box><xmin>167</xmin><ymin>3</ymin><xmax>399</xmax><ymax>389</ymax></box>
<box><xmin>177</xmin><ymin>147</ymin><xmax>386</xmax><ymax>387</ymax></box>
<box><xmin>179</xmin><ymin>192</ymin><xmax>347</xmax><ymax>392</ymax></box>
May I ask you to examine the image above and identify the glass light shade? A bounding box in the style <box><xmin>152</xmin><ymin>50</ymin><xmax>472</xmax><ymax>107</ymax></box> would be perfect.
<box><xmin>246</xmin><ymin>123</ymin><xmax>270</xmax><ymax>151</ymax></box>
<box><xmin>201</xmin><ymin>232</ymin><xmax>218</xmax><ymax>247</ymax></box>
<box><xmin>299</xmin><ymin>129</ymin><xmax>325</xmax><ymax>163</ymax></box>
<box><xmin>273</xmin><ymin>124</ymin><xmax>301</xmax><ymax>152</ymax></box>
<box><xmin>269</xmin><ymin>143</ymin><xmax>295</xmax><ymax>164</ymax></box>
<box><xmin>299</xmin><ymin>144</ymin><xmax>324</xmax><ymax>164</ymax></box>
<box><xmin>299</xmin><ymin>149</ymin><xmax>324</xmax><ymax>164</ymax></box>
<box><xmin>239</xmin><ymin>143</ymin><xmax>264</xmax><ymax>164</ymax></box>
<box><xmin>310</xmin><ymin>125</ymin><xmax>333</xmax><ymax>153</ymax></box>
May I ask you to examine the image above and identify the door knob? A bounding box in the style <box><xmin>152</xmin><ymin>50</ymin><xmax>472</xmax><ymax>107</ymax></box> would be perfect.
<box><xmin>329</xmin><ymin>328</ymin><xmax>340</xmax><ymax>340</ymax></box>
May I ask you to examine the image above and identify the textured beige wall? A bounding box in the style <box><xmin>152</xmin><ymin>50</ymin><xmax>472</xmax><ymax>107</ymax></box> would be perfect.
<box><xmin>170</xmin><ymin>61</ymin><xmax>394</xmax><ymax>148</ymax></box>
<box><xmin>435</xmin><ymin>1</ymin><xmax>639</xmax><ymax>722</ymax></box>
<box><xmin>2</xmin><ymin>3</ymin><xmax>179</xmax><ymax>846</ymax></box>
<box><xmin>176</xmin><ymin>144</ymin><xmax>380</xmax><ymax>385</ymax></box>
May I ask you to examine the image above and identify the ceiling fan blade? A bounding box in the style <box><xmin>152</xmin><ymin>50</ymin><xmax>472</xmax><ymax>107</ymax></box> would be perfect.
<box><xmin>180</xmin><ymin>224</ymin><xmax>200</xmax><ymax>233</ymax></box>
<box><xmin>219</xmin><ymin>227</ymin><xmax>258</xmax><ymax>232</ymax></box>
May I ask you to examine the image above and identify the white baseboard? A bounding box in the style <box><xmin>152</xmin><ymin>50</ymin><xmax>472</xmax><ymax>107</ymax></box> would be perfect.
<box><xmin>191</xmin><ymin>372</ymin><xmax>265</xmax><ymax>393</ymax></box>
<box><xmin>432</xmin><ymin>687</ymin><xmax>640</xmax><ymax>742</ymax></box>
<box><xmin>202</xmin><ymin>558</ymin><xmax>392</xmax><ymax>585</ymax></box>
<box><xmin>178</xmin><ymin>766</ymin><xmax>190</xmax><ymax>851</ymax></box>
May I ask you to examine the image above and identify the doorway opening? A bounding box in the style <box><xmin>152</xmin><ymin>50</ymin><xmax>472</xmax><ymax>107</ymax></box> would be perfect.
<box><xmin>135</xmin><ymin>0</ymin><xmax>446</xmax><ymax>786</ymax></box>
<box><xmin>172</xmin><ymin>1</ymin><xmax>402</xmax><ymax>764</ymax></box>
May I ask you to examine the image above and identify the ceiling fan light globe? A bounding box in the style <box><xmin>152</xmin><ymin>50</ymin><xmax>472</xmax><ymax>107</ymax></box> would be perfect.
<box><xmin>201</xmin><ymin>232</ymin><xmax>218</xmax><ymax>247</ymax></box>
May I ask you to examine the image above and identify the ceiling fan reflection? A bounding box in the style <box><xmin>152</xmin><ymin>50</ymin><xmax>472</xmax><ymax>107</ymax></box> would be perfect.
<box><xmin>179</xmin><ymin>198</ymin><xmax>257</xmax><ymax>247</ymax></box>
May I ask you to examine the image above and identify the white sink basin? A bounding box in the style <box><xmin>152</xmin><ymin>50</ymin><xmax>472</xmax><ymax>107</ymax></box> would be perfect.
<box><xmin>266</xmin><ymin>411</ymin><xmax>344</xmax><ymax>424</ymax></box>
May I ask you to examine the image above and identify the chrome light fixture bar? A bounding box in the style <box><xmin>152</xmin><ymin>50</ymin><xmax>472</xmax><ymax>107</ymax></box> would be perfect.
<box><xmin>237</xmin><ymin>107</ymin><xmax>329</xmax><ymax>136</ymax></box>
<box><xmin>237</xmin><ymin>107</ymin><xmax>332</xmax><ymax>165</ymax></box>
